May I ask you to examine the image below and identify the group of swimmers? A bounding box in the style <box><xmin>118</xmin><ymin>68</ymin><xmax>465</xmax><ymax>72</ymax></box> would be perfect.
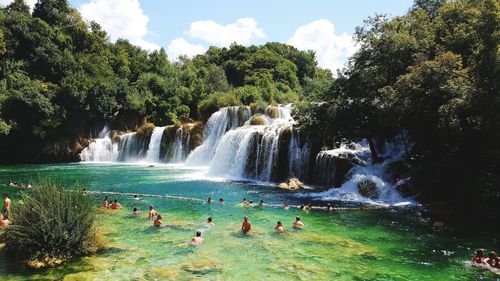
<box><xmin>472</xmin><ymin>249</ymin><xmax>500</xmax><ymax>269</ymax></box>
<box><xmin>5</xmin><ymin>181</ymin><xmax>32</xmax><ymax>188</ymax></box>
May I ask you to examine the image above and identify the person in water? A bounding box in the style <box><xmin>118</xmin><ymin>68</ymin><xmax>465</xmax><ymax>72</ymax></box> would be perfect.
<box><xmin>0</xmin><ymin>213</ymin><xmax>11</xmax><ymax>229</ymax></box>
<box><xmin>133</xmin><ymin>207</ymin><xmax>140</xmax><ymax>215</ymax></box>
<box><xmin>275</xmin><ymin>221</ymin><xmax>284</xmax><ymax>233</ymax></box>
<box><xmin>20</xmin><ymin>182</ymin><xmax>25</xmax><ymax>188</ymax></box>
<box><xmin>207</xmin><ymin>197</ymin><xmax>212</xmax><ymax>204</ymax></box>
<box><xmin>258</xmin><ymin>199</ymin><xmax>264</xmax><ymax>206</ymax></box>
<box><xmin>242</xmin><ymin>198</ymin><xmax>248</xmax><ymax>205</ymax></box>
<box><xmin>191</xmin><ymin>231</ymin><xmax>203</xmax><ymax>245</ymax></box>
<box><xmin>299</xmin><ymin>204</ymin><xmax>305</xmax><ymax>210</ymax></box>
<box><xmin>284</xmin><ymin>201</ymin><xmax>289</xmax><ymax>210</ymax></box>
<box><xmin>219</xmin><ymin>198</ymin><xmax>224</xmax><ymax>204</ymax></box>
<box><xmin>148</xmin><ymin>205</ymin><xmax>158</xmax><ymax>220</ymax></box>
<box><xmin>487</xmin><ymin>251</ymin><xmax>500</xmax><ymax>268</ymax></box>
<box><xmin>27</xmin><ymin>182</ymin><xmax>32</xmax><ymax>188</ymax></box>
<box><xmin>472</xmin><ymin>249</ymin><xmax>489</xmax><ymax>265</ymax></box>
<box><xmin>305</xmin><ymin>203</ymin><xmax>312</xmax><ymax>211</ymax></box>
<box><xmin>109</xmin><ymin>199</ymin><xmax>121</xmax><ymax>209</ymax></box>
<box><xmin>2</xmin><ymin>194</ymin><xmax>11</xmax><ymax>220</ymax></box>
<box><xmin>133</xmin><ymin>195</ymin><xmax>140</xmax><ymax>200</ymax></box>
<box><xmin>154</xmin><ymin>215</ymin><xmax>163</xmax><ymax>227</ymax></box>
<box><xmin>293</xmin><ymin>216</ymin><xmax>304</xmax><ymax>229</ymax></box>
<box><xmin>205</xmin><ymin>217</ymin><xmax>215</xmax><ymax>227</ymax></box>
<box><xmin>241</xmin><ymin>216</ymin><xmax>252</xmax><ymax>233</ymax></box>
<box><xmin>326</xmin><ymin>203</ymin><xmax>332</xmax><ymax>211</ymax></box>
<box><xmin>101</xmin><ymin>196</ymin><xmax>109</xmax><ymax>208</ymax></box>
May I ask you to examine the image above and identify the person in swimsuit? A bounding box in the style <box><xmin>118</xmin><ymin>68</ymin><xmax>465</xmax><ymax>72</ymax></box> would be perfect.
<box><xmin>109</xmin><ymin>199</ymin><xmax>121</xmax><ymax>209</ymax></box>
<box><xmin>148</xmin><ymin>205</ymin><xmax>158</xmax><ymax>220</ymax></box>
<box><xmin>190</xmin><ymin>231</ymin><xmax>203</xmax><ymax>245</ymax></box>
<box><xmin>472</xmin><ymin>249</ymin><xmax>488</xmax><ymax>265</ymax></box>
<box><xmin>101</xmin><ymin>196</ymin><xmax>109</xmax><ymax>208</ymax></box>
<box><xmin>154</xmin><ymin>215</ymin><xmax>163</xmax><ymax>227</ymax></box>
<box><xmin>258</xmin><ymin>199</ymin><xmax>264</xmax><ymax>206</ymax></box>
<box><xmin>241</xmin><ymin>216</ymin><xmax>252</xmax><ymax>233</ymax></box>
<box><xmin>205</xmin><ymin>217</ymin><xmax>215</xmax><ymax>227</ymax></box>
<box><xmin>133</xmin><ymin>207</ymin><xmax>140</xmax><ymax>215</ymax></box>
<box><xmin>275</xmin><ymin>221</ymin><xmax>284</xmax><ymax>233</ymax></box>
<box><xmin>293</xmin><ymin>216</ymin><xmax>304</xmax><ymax>229</ymax></box>
<box><xmin>487</xmin><ymin>251</ymin><xmax>500</xmax><ymax>269</ymax></box>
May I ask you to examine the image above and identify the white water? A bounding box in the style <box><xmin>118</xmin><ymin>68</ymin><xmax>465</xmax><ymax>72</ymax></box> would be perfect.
<box><xmin>145</xmin><ymin>127</ymin><xmax>165</xmax><ymax>162</ymax></box>
<box><xmin>80</xmin><ymin>127</ymin><xmax>118</xmax><ymax>162</ymax></box>
<box><xmin>170</xmin><ymin>127</ymin><xmax>185</xmax><ymax>163</ymax></box>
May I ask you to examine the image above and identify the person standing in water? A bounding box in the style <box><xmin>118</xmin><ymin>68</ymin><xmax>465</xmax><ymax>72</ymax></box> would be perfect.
<box><xmin>293</xmin><ymin>216</ymin><xmax>304</xmax><ymax>229</ymax></box>
<box><xmin>2</xmin><ymin>194</ymin><xmax>11</xmax><ymax>220</ymax></box>
<box><xmin>148</xmin><ymin>205</ymin><xmax>158</xmax><ymax>220</ymax></box>
<box><xmin>275</xmin><ymin>221</ymin><xmax>284</xmax><ymax>233</ymax></box>
<box><xmin>207</xmin><ymin>197</ymin><xmax>212</xmax><ymax>204</ymax></box>
<box><xmin>154</xmin><ymin>215</ymin><xmax>163</xmax><ymax>227</ymax></box>
<box><xmin>487</xmin><ymin>251</ymin><xmax>500</xmax><ymax>268</ymax></box>
<box><xmin>472</xmin><ymin>249</ymin><xmax>488</xmax><ymax>265</ymax></box>
<box><xmin>101</xmin><ymin>196</ymin><xmax>109</xmax><ymax>208</ymax></box>
<box><xmin>241</xmin><ymin>216</ymin><xmax>252</xmax><ymax>233</ymax></box>
<box><xmin>109</xmin><ymin>199</ymin><xmax>121</xmax><ymax>209</ymax></box>
<box><xmin>190</xmin><ymin>231</ymin><xmax>204</xmax><ymax>245</ymax></box>
<box><xmin>258</xmin><ymin>199</ymin><xmax>264</xmax><ymax>206</ymax></box>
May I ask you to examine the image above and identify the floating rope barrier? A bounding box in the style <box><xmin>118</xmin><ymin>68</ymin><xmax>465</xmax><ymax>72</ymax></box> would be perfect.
<box><xmin>80</xmin><ymin>189</ymin><xmax>394</xmax><ymax>211</ymax></box>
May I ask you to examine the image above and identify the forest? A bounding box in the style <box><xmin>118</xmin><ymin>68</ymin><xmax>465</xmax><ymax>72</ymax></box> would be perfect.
<box><xmin>0</xmin><ymin>0</ymin><xmax>499</xmax><ymax>215</ymax></box>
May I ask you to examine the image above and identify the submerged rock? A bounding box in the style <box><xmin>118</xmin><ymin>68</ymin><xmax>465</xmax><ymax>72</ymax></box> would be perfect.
<box><xmin>357</xmin><ymin>179</ymin><xmax>379</xmax><ymax>199</ymax></box>
<box><xmin>278</xmin><ymin>178</ymin><xmax>305</xmax><ymax>190</ymax></box>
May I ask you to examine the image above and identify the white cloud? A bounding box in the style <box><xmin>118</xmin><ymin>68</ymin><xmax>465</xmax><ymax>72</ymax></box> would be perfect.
<box><xmin>0</xmin><ymin>0</ymin><xmax>37</xmax><ymax>10</ymax></box>
<box><xmin>188</xmin><ymin>17</ymin><xmax>266</xmax><ymax>46</ymax></box>
<box><xmin>288</xmin><ymin>19</ymin><xmax>358</xmax><ymax>74</ymax></box>
<box><xmin>79</xmin><ymin>0</ymin><xmax>159</xmax><ymax>51</ymax></box>
<box><xmin>166</xmin><ymin>38</ymin><xmax>206</xmax><ymax>60</ymax></box>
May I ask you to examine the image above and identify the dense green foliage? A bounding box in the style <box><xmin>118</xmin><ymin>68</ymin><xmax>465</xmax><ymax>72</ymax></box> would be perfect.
<box><xmin>296</xmin><ymin>0</ymin><xmax>499</xmax><ymax>207</ymax></box>
<box><xmin>1</xmin><ymin>181</ymin><xmax>99</xmax><ymax>263</ymax></box>
<box><xmin>0</xmin><ymin>0</ymin><xmax>328</xmax><ymax>162</ymax></box>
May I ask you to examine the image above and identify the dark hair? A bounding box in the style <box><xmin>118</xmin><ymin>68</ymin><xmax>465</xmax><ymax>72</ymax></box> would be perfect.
<box><xmin>196</xmin><ymin>231</ymin><xmax>201</xmax><ymax>237</ymax></box>
<box><xmin>208</xmin><ymin>217</ymin><xmax>212</xmax><ymax>222</ymax></box>
<box><xmin>277</xmin><ymin>221</ymin><xmax>282</xmax><ymax>224</ymax></box>
<box><xmin>113</xmin><ymin>199</ymin><xmax>117</xmax><ymax>203</ymax></box>
<box><xmin>296</xmin><ymin>216</ymin><xmax>300</xmax><ymax>221</ymax></box>
<box><xmin>104</xmin><ymin>196</ymin><xmax>108</xmax><ymax>200</ymax></box>
<box><xmin>476</xmin><ymin>249</ymin><xmax>485</xmax><ymax>257</ymax></box>
<box><xmin>489</xmin><ymin>251</ymin><xmax>497</xmax><ymax>258</ymax></box>
<box><xmin>133</xmin><ymin>208</ymin><xmax>138</xmax><ymax>212</ymax></box>
<box><xmin>157</xmin><ymin>215</ymin><xmax>162</xmax><ymax>219</ymax></box>
<box><xmin>149</xmin><ymin>205</ymin><xmax>154</xmax><ymax>209</ymax></box>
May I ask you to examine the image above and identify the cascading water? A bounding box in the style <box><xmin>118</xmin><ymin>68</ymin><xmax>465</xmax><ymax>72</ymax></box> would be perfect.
<box><xmin>186</xmin><ymin>106</ymin><xmax>252</xmax><ymax>165</ymax></box>
<box><xmin>145</xmin><ymin>127</ymin><xmax>165</xmax><ymax>162</ymax></box>
<box><xmin>170</xmin><ymin>127</ymin><xmax>185</xmax><ymax>163</ymax></box>
<box><xmin>80</xmin><ymin>127</ymin><xmax>118</xmax><ymax>162</ymax></box>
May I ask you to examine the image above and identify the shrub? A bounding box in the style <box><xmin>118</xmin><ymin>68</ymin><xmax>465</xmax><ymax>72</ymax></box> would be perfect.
<box><xmin>1</xmin><ymin>180</ymin><xmax>102</xmax><ymax>267</ymax></box>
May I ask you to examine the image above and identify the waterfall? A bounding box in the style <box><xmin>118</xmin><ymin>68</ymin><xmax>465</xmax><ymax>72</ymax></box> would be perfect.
<box><xmin>145</xmin><ymin>127</ymin><xmax>165</xmax><ymax>162</ymax></box>
<box><xmin>288</xmin><ymin>131</ymin><xmax>311</xmax><ymax>180</ymax></box>
<box><xmin>186</xmin><ymin>106</ymin><xmax>252</xmax><ymax>165</ymax></box>
<box><xmin>170</xmin><ymin>127</ymin><xmax>185</xmax><ymax>163</ymax></box>
<box><xmin>80</xmin><ymin>127</ymin><xmax>119</xmax><ymax>162</ymax></box>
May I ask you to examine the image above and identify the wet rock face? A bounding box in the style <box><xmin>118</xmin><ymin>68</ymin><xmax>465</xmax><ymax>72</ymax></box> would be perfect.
<box><xmin>314</xmin><ymin>151</ymin><xmax>362</xmax><ymax>188</ymax></box>
<box><xmin>357</xmin><ymin>179</ymin><xmax>379</xmax><ymax>199</ymax></box>
<box><xmin>249</xmin><ymin>114</ymin><xmax>267</xmax><ymax>125</ymax></box>
<box><xmin>278</xmin><ymin>178</ymin><xmax>305</xmax><ymax>190</ymax></box>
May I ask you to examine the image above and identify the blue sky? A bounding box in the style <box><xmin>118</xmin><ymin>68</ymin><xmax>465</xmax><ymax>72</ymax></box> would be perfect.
<box><xmin>1</xmin><ymin>0</ymin><xmax>415</xmax><ymax>72</ymax></box>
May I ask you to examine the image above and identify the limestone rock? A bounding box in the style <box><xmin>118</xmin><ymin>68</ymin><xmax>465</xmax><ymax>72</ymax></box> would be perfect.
<box><xmin>278</xmin><ymin>178</ymin><xmax>305</xmax><ymax>190</ymax></box>
<box><xmin>357</xmin><ymin>179</ymin><xmax>379</xmax><ymax>199</ymax></box>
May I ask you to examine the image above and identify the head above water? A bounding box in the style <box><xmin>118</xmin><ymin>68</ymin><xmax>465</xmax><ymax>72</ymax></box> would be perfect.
<box><xmin>157</xmin><ymin>215</ymin><xmax>162</xmax><ymax>220</ymax></box>
<box><xmin>219</xmin><ymin>198</ymin><xmax>224</xmax><ymax>202</ymax></box>
<box><xmin>489</xmin><ymin>251</ymin><xmax>497</xmax><ymax>259</ymax></box>
<box><xmin>149</xmin><ymin>205</ymin><xmax>154</xmax><ymax>210</ymax></box>
<box><xmin>476</xmin><ymin>249</ymin><xmax>485</xmax><ymax>257</ymax></box>
<box><xmin>133</xmin><ymin>208</ymin><xmax>138</xmax><ymax>212</ymax></box>
<box><xmin>196</xmin><ymin>231</ymin><xmax>201</xmax><ymax>237</ymax></box>
<box><xmin>104</xmin><ymin>196</ymin><xmax>108</xmax><ymax>200</ymax></box>
<box><xmin>296</xmin><ymin>216</ymin><xmax>301</xmax><ymax>221</ymax></box>
<box><xmin>277</xmin><ymin>221</ymin><xmax>282</xmax><ymax>226</ymax></box>
<box><xmin>113</xmin><ymin>199</ymin><xmax>117</xmax><ymax>203</ymax></box>
<box><xmin>207</xmin><ymin>217</ymin><xmax>212</xmax><ymax>222</ymax></box>
<box><xmin>244</xmin><ymin>216</ymin><xmax>248</xmax><ymax>222</ymax></box>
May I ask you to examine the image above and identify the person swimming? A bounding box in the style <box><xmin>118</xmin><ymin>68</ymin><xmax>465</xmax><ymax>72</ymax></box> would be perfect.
<box><xmin>258</xmin><ymin>199</ymin><xmax>264</xmax><ymax>206</ymax></box>
<box><xmin>27</xmin><ymin>182</ymin><xmax>32</xmax><ymax>188</ymax></box>
<box><xmin>293</xmin><ymin>216</ymin><xmax>304</xmax><ymax>229</ymax></box>
<box><xmin>148</xmin><ymin>205</ymin><xmax>158</xmax><ymax>220</ymax></box>
<box><xmin>101</xmin><ymin>196</ymin><xmax>109</xmax><ymax>208</ymax></box>
<box><xmin>219</xmin><ymin>198</ymin><xmax>224</xmax><ymax>204</ymax></box>
<box><xmin>133</xmin><ymin>207</ymin><xmax>140</xmax><ymax>215</ymax></box>
<box><xmin>284</xmin><ymin>201</ymin><xmax>289</xmax><ymax>210</ymax></box>
<box><xmin>472</xmin><ymin>249</ymin><xmax>488</xmax><ymax>265</ymax></box>
<box><xmin>299</xmin><ymin>204</ymin><xmax>305</xmax><ymax>210</ymax></box>
<box><xmin>487</xmin><ymin>251</ymin><xmax>500</xmax><ymax>269</ymax></box>
<box><xmin>109</xmin><ymin>199</ymin><xmax>121</xmax><ymax>209</ymax></box>
<box><xmin>242</xmin><ymin>198</ymin><xmax>248</xmax><ymax>205</ymax></box>
<box><xmin>133</xmin><ymin>195</ymin><xmax>140</xmax><ymax>200</ymax></box>
<box><xmin>205</xmin><ymin>217</ymin><xmax>215</xmax><ymax>227</ymax></box>
<box><xmin>326</xmin><ymin>203</ymin><xmax>332</xmax><ymax>211</ymax></box>
<box><xmin>207</xmin><ymin>197</ymin><xmax>212</xmax><ymax>204</ymax></box>
<box><xmin>241</xmin><ymin>216</ymin><xmax>252</xmax><ymax>233</ymax></box>
<box><xmin>305</xmin><ymin>203</ymin><xmax>312</xmax><ymax>211</ymax></box>
<box><xmin>154</xmin><ymin>215</ymin><xmax>163</xmax><ymax>227</ymax></box>
<box><xmin>275</xmin><ymin>221</ymin><xmax>284</xmax><ymax>233</ymax></box>
<box><xmin>190</xmin><ymin>231</ymin><xmax>203</xmax><ymax>245</ymax></box>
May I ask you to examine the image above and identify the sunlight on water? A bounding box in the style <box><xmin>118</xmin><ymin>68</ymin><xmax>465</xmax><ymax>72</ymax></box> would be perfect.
<box><xmin>0</xmin><ymin>164</ymin><xmax>498</xmax><ymax>280</ymax></box>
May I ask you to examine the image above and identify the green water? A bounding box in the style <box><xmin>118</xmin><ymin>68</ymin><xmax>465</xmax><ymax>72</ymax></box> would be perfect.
<box><xmin>0</xmin><ymin>163</ymin><xmax>498</xmax><ymax>281</ymax></box>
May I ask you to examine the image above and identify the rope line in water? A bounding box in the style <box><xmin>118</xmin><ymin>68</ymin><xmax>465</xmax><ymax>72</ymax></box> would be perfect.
<box><xmin>80</xmin><ymin>190</ymin><xmax>391</xmax><ymax>211</ymax></box>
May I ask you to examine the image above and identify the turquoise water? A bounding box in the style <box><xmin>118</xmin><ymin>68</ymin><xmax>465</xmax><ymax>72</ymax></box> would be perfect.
<box><xmin>0</xmin><ymin>163</ymin><xmax>499</xmax><ymax>280</ymax></box>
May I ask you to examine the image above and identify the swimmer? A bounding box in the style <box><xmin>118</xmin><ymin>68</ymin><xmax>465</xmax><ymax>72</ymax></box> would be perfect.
<box><xmin>299</xmin><ymin>204</ymin><xmax>305</xmax><ymax>210</ymax></box>
<box><xmin>2</xmin><ymin>194</ymin><xmax>11</xmax><ymax>220</ymax></box>
<box><xmin>109</xmin><ymin>199</ymin><xmax>121</xmax><ymax>209</ymax></box>
<box><xmin>284</xmin><ymin>201</ymin><xmax>289</xmax><ymax>210</ymax></box>
<box><xmin>326</xmin><ymin>203</ymin><xmax>332</xmax><ymax>211</ymax></box>
<box><xmin>219</xmin><ymin>198</ymin><xmax>224</xmax><ymax>204</ymax></box>
<box><xmin>249</xmin><ymin>200</ymin><xmax>254</xmax><ymax>207</ymax></box>
<box><xmin>242</xmin><ymin>198</ymin><xmax>248</xmax><ymax>205</ymax></box>
<box><xmin>472</xmin><ymin>249</ymin><xmax>488</xmax><ymax>265</ymax></box>
<box><xmin>190</xmin><ymin>231</ymin><xmax>203</xmax><ymax>245</ymax></box>
<box><xmin>207</xmin><ymin>197</ymin><xmax>212</xmax><ymax>204</ymax></box>
<box><xmin>293</xmin><ymin>216</ymin><xmax>304</xmax><ymax>229</ymax></box>
<box><xmin>133</xmin><ymin>195</ymin><xmax>140</xmax><ymax>200</ymax></box>
<box><xmin>205</xmin><ymin>217</ymin><xmax>215</xmax><ymax>227</ymax></box>
<box><xmin>258</xmin><ymin>199</ymin><xmax>264</xmax><ymax>206</ymax></box>
<box><xmin>20</xmin><ymin>182</ymin><xmax>25</xmax><ymax>188</ymax></box>
<box><xmin>305</xmin><ymin>203</ymin><xmax>312</xmax><ymax>211</ymax></box>
<box><xmin>27</xmin><ymin>182</ymin><xmax>32</xmax><ymax>188</ymax></box>
<box><xmin>241</xmin><ymin>216</ymin><xmax>252</xmax><ymax>233</ymax></box>
<box><xmin>274</xmin><ymin>221</ymin><xmax>284</xmax><ymax>233</ymax></box>
<box><xmin>487</xmin><ymin>251</ymin><xmax>500</xmax><ymax>269</ymax></box>
<box><xmin>133</xmin><ymin>207</ymin><xmax>140</xmax><ymax>215</ymax></box>
<box><xmin>148</xmin><ymin>205</ymin><xmax>158</xmax><ymax>220</ymax></box>
<box><xmin>154</xmin><ymin>215</ymin><xmax>163</xmax><ymax>227</ymax></box>
<box><xmin>101</xmin><ymin>196</ymin><xmax>109</xmax><ymax>208</ymax></box>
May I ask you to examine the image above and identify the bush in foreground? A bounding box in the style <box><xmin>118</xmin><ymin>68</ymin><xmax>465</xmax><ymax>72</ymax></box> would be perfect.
<box><xmin>1</xmin><ymin>181</ymin><xmax>103</xmax><ymax>268</ymax></box>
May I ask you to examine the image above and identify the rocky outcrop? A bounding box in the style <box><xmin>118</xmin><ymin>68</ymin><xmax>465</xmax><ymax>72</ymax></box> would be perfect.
<box><xmin>40</xmin><ymin>136</ymin><xmax>93</xmax><ymax>162</ymax></box>
<box><xmin>278</xmin><ymin>178</ymin><xmax>304</xmax><ymax>190</ymax></box>
<box><xmin>314</xmin><ymin>150</ymin><xmax>363</xmax><ymax>187</ymax></box>
<box><xmin>357</xmin><ymin>179</ymin><xmax>379</xmax><ymax>199</ymax></box>
<box><xmin>249</xmin><ymin>114</ymin><xmax>267</xmax><ymax>125</ymax></box>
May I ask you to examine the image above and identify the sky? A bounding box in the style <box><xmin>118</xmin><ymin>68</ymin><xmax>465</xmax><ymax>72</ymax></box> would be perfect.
<box><xmin>1</xmin><ymin>0</ymin><xmax>414</xmax><ymax>72</ymax></box>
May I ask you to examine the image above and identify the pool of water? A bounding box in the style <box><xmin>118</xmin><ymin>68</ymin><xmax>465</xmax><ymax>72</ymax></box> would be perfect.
<box><xmin>0</xmin><ymin>163</ymin><xmax>498</xmax><ymax>280</ymax></box>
